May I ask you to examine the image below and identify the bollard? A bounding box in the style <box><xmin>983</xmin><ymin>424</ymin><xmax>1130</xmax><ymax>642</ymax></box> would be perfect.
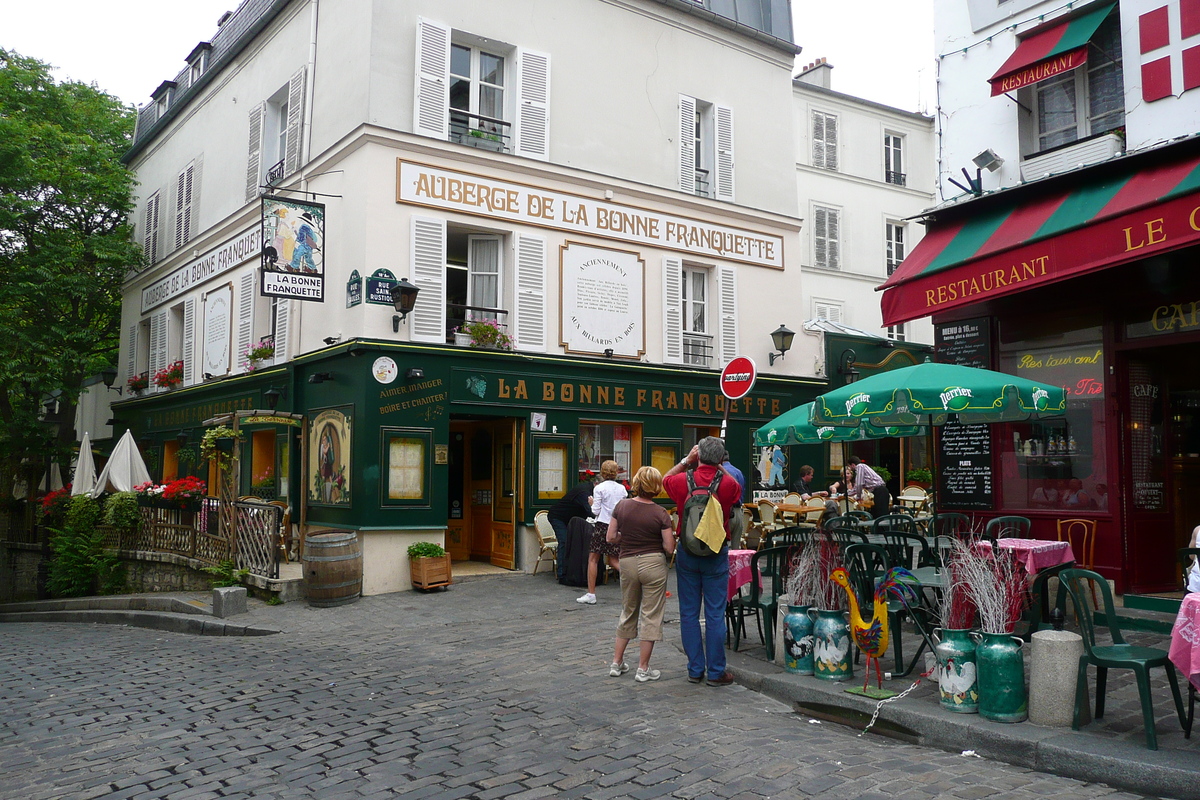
<box><xmin>774</xmin><ymin>611</ymin><xmax>787</xmax><ymax>667</ymax></box>
<box><xmin>212</xmin><ymin>586</ymin><xmax>248</xmax><ymax>619</ymax></box>
<box><xmin>1028</xmin><ymin>628</ymin><xmax>1090</xmax><ymax>727</ymax></box>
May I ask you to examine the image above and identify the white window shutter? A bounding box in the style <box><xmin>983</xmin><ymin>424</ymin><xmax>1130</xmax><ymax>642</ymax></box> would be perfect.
<box><xmin>274</xmin><ymin>299</ymin><xmax>291</xmax><ymax>362</ymax></box>
<box><xmin>812</xmin><ymin>112</ymin><xmax>825</xmax><ymax>169</ymax></box>
<box><xmin>126</xmin><ymin>324</ymin><xmax>139</xmax><ymax>381</ymax></box>
<box><xmin>814</xmin><ymin>206</ymin><xmax>827</xmax><ymax>268</ymax></box>
<box><xmin>715</xmin><ymin>105</ymin><xmax>734</xmax><ymax>202</ymax></box>
<box><xmin>149</xmin><ymin>311</ymin><xmax>168</xmax><ymax>388</ymax></box>
<box><xmin>828</xmin><ymin>209</ymin><xmax>841</xmax><ymax>269</ymax></box>
<box><xmin>815</xmin><ymin>301</ymin><xmax>843</xmax><ymax>323</ymax></box>
<box><xmin>515</xmin><ymin>234</ymin><xmax>547</xmax><ymax>352</ymax></box>
<box><xmin>414</xmin><ymin>18</ymin><xmax>450</xmax><ymax>140</ymax></box>
<box><xmin>143</xmin><ymin>192</ymin><xmax>160</xmax><ymax>266</ymax></box>
<box><xmin>182</xmin><ymin>298</ymin><xmax>196</xmax><ymax>386</ymax></box>
<box><xmin>237</xmin><ymin>272</ymin><xmax>255</xmax><ymax>372</ymax></box>
<box><xmin>717</xmin><ymin>265</ymin><xmax>738</xmax><ymax>364</ymax></box>
<box><xmin>678</xmin><ymin>95</ymin><xmax>696</xmax><ymax>194</ymax></box>
<box><xmin>409</xmin><ymin>216</ymin><xmax>447</xmax><ymax>343</ymax></box>
<box><xmin>174</xmin><ymin>163</ymin><xmax>194</xmax><ymax>249</ymax></box>
<box><xmin>285</xmin><ymin>67</ymin><xmax>306</xmax><ymax>174</ymax></box>
<box><xmin>662</xmin><ymin>256</ymin><xmax>684</xmax><ymax>364</ymax></box>
<box><xmin>246</xmin><ymin>102</ymin><xmax>264</xmax><ymax>202</ymax></box>
<box><xmin>825</xmin><ymin>114</ymin><xmax>839</xmax><ymax>171</ymax></box>
<box><xmin>516</xmin><ymin>49</ymin><xmax>550</xmax><ymax>160</ymax></box>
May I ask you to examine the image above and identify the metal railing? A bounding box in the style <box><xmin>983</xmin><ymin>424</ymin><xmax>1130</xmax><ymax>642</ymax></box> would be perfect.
<box><xmin>449</xmin><ymin>111</ymin><xmax>512</xmax><ymax>153</ymax></box>
<box><xmin>694</xmin><ymin>167</ymin><xmax>712</xmax><ymax>197</ymax></box>
<box><xmin>265</xmin><ymin>159</ymin><xmax>285</xmax><ymax>186</ymax></box>
<box><xmin>683</xmin><ymin>331</ymin><xmax>714</xmax><ymax>367</ymax></box>
<box><xmin>447</xmin><ymin>304</ymin><xmax>510</xmax><ymax>343</ymax></box>
<box><xmin>885</xmin><ymin>170</ymin><xmax>907</xmax><ymax>186</ymax></box>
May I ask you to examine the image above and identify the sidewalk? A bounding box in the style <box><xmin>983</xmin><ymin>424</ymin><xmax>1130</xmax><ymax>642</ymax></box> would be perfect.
<box><xmin>2</xmin><ymin>568</ymin><xmax>1197</xmax><ymax>800</ymax></box>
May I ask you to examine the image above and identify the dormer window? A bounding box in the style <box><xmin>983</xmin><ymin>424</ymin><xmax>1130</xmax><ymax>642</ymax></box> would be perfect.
<box><xmin>150</xmin><ymin>80</ymin><xmax>177</xmax><ymax>121</ymax></box>
<box><xmin>185</xmin><ymin>42</ymin><xmax>212</xmax><ymax>88</ymax></box>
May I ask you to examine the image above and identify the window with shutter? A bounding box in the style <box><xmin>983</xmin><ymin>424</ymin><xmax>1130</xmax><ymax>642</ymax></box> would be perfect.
<box><xmin>515</xmin><ymin>49</ymin><xmax>550</xmax><ymax>160</ymax></box>
<box><xmin>714</xmin><ymin>105</ymin><xmax>734</xmax><ymax>202</ymax></box>
<box><xmin>284</xmin><ymin>67</ymin><xmax>305</xmax><ymax>174</ymax></box>
<box><xmin>149</xmin><ymin>311</ymin><xmax>168</xmax><ymax>390</ymax></box>
<box><xmin>515</xmin><ymin>234</ymin><xmax>546</xmax><ymax>351</ymax></box>
<box><xmin>246</xmin><ymin>103</ymin><xmax>264</xmax><ymax>202</ymax></box>
<box><xmin>813</xmin><ymin>300</ymin><xmax>844</xmax><ymax>324</ymax></box>
<box><xmin>182</xmin><ymin>299</ymin><xmax>196</xmax><ymax>385</ymax></box>
<box><xmin>680</xmin><ymin>265</ymin><xmax>713</xmax><ymax>367</ymax></box>
<box><xmin>174</xmin><ymin>162</ymin><xmax>194</xmax><ymax>249</ymax></box>
<box><xmin>236</xmin><ymin>272</ymin><xmax>254</xmax><ymax>372</ymax></box>
<box><xmin>126</xmin><ymin>324</ymin><xmax>139</xmax><ymax>382</ymax></box>
<box><xmin>717</xmin><ymin>265</ymin><xmax>738</xmax><ymax>364</ymax></box>
<box><xmin>813</xmin><ymin>204</ymin><xmax>841</xmax><ymax>270</ymax></box>
<box><xmin>812</xmin><ymin>110</ymin><xmax>838</xmax><ymax>171</ymax></box>
<box><xmin>143</xmin><ymin>192</ymin><xmax>160</xmax><ymax>266</ymax></box>
<box><xmin>273</xmin><ymin>298</ymin><xmax>290</xmax><ymax>362</ymax></box>
<box><xmin>678</xmin><ymin>95</ymin><xmax>697</xmax><ymax>194</ymax></box>
<box><xmin>662</xmin><ymin>256</ymin><xmax>684</xmax><ymax>364</ymax></box>
<box><xmin>884</xmin><ymin>133</ymin><xmax>905</xmax><ymax>186</ymax></box>
<box><xmin>414</xmin><ymin>18</ymin><xmax>451</xmax><ymax>140</ymax></box>
<box><xmin>409</xmin><ymin>216</ymin><xmax>447</xmax><ymax>343</ymax></box>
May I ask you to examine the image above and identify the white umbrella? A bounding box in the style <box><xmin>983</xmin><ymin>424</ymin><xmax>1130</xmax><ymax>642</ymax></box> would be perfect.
<box><xmin>71</xmin><ymin>431</ymin><xmax>97</xmax><ymax>496</ymax></box>
<box><xmin>90</xmin><ymin>429</ymin><xmax>152</xmax><ymax>498</ymax></box>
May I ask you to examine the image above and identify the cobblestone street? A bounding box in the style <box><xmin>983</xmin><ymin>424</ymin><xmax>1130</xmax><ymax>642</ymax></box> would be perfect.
<box><xmin>0</xmin><ymin>573</ymin><xmax>1148</xmax><ymax>800</ymax></box>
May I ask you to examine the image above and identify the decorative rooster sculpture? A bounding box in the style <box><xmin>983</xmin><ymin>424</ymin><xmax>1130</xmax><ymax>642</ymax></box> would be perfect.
<box><xmin>830</xmin><ymin>566</ymin><xmax>920</xmax><ymax>692</ymax></box>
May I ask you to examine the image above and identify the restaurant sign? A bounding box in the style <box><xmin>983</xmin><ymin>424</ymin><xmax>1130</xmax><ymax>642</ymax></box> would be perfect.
<box><xmin>141</xmin><ymin>228</ymin><xmax>259</xmax><ymax>313</ymax></box>
<box><xmin>397</xmin><ymin>160</ymin><xmax>784</xmax><ymax>269</ymax></box>
<box><xmin>560</xmin><ymin>243</ymin><xmax>644</xmax><ymax>357</ymax></box>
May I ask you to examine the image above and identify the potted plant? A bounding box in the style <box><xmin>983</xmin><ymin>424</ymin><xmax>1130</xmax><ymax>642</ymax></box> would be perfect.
<box><xmin>408</xmin><ymin>540</ymin><xmax>452</xmax><ymax>591</ymax></box>
<box><xmin>906</xmin><ymin>467</ymin><xmax>933</xmax><ymax>489</ymax></box>
<box><xmin>467</xmin><ymin>128</ymin><xmax>505</xmax><ymax>152</ymax></box>
<box><xmin>244</xmin><ymin>337</ymin><xmax>275</xmax><ymax>371</ymax></box>
<box><xmin>161</xmin><ymin>476</ymin><xmax>207</xmax><ymax>509</ymax></box>
<box><xmin>200</xmin><ymin>425</ymin><xmax>245</xmax><ymax>470</ymax></box>
<box><xmin>127</xmin><ymin>374</ymin><xmax>149</xmax><ymax>395</ymax></box>
<box><xmin>153</xmin><ymin>360</ymin><xmax>184</xmax><ymax>389</ymax></box>
<box><xmin>456</xmin><ymin>317</ymin><xmax>513</xmax><ymax>350</ymax></box>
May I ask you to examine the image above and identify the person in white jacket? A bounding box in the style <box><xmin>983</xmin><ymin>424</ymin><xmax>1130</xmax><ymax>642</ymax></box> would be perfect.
<box><xmin>577</xmin><ymin>460</ymin><xmax>627</xmax><ymax>604</ymax></box>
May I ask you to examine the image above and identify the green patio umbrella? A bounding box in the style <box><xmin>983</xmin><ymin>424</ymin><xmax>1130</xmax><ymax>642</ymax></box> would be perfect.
<box><xmin>810</xmin><ymin>358</ymin><xmax>1067</xmax><ymax>429</ymax></box>
<box><xmin>754</xmin><ymin>402</ymin><xmax>927</xmax><ymax>446</ymax></box>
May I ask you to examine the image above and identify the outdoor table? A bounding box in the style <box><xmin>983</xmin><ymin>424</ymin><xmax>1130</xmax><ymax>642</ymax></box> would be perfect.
<box><xmin>980</xmin><ymin>538</ymin><xmax>1075</xmax><ymax>575</ymax></box>
<box><xmin>1169</xmin><ymin>593</ymin><xmax>1200</xmax><ymax>691</ymax></box>
<box><xmin>728</xmin><ymin>548</ymin><xmax>759</xmax><ymax>601</ymax></box>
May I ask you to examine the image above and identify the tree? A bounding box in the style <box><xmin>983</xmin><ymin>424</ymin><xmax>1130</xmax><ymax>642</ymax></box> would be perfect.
<box><xmin>0</xmin><ymin>50</ymin><xmax>142</xmax><ymax>500</ymax></box>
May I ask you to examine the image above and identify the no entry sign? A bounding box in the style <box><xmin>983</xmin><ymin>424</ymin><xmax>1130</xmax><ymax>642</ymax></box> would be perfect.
<box><xmin>720</xmin><ymin>356</ymin><xmax>757</xmax><ymax>400</ymax></box>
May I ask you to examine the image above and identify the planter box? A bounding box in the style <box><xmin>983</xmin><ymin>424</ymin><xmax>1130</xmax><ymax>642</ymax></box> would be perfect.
<box><xmin>454</xmin><ymin>332</ymin><xmax>472</xmax><ymax>347</ymax></box>
<box><xmin>410</xmin><ymin>554</ymin><xmax>452</xmax><ymax>590</ymax></box>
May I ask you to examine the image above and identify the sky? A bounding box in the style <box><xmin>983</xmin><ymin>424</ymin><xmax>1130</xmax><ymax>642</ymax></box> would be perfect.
<box><xmin>0</xmin><ymin>0</ymin><xmax>936</xmax><ymax>113</ymax></box>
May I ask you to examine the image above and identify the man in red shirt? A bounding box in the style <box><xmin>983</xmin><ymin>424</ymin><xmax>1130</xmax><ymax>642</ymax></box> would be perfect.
<box><xmin>663</xmin><ymin>436</ymin><xmax>742</xmax><ymax>685</ymax></box>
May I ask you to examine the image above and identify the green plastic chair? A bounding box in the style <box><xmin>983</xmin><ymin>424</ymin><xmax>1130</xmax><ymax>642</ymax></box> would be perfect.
<box><xmin>748</xmin><ymin>545</ymin><xmax>795</xmax><ymax>659</ymax></box>
<box><xmin>983</xmin><ymin>515</ymin><xmax>1030</xmax><ymax>543</ymax></box>
<box><xmin>1058</xmin><ymin>568</ymin><xmax>1187</xmax><ymax>750</ymax></box>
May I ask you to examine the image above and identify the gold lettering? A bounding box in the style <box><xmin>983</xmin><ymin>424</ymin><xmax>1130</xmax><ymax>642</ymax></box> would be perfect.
<box><xmin>666</xmin><ymin>392</ymin><xmax>678</xmax><ymax>409</ymax></box>
<box><xmin>699</xmin><ymin>394</ymin><xmax>711</xmax><ymax>414</ymax></box>
<box><xmin>596</xmin><ymin>386</ymin><xmax>609</xmax><ymax>405</ymax></box>
<box><xmin>637</xmin><ymin>389</ymin><xmax>647</xmax><ymax>406</ymax></box>
<box><xmin>1146</xmin><ymin>218</ymin><xmax>1166</xmax><ymax>245</ymax></box>
<box><xmin>651</xmin><ymin>390</ymin><xmax>663</xmax><ymax>409</ymax></box>
<box><xmin>1190</xmin><ymin>206</ymin><xmax>1200</xmax><ymax>231</ymax></box>
<box><xmin>614</xmin><ymin>387</ymin><xmax>625</xmax><ymax>406</ymax></box>
<box><xmin>498</xmin><ymin>379</ymin><xmax>511</xmax><ymax>399</ymax></box>
<box><xmin>1124</xmin><ymin>225</ymin><xmax>1146</xmax><ymax>251</ymax></box>
<box><xmin>561</xmin><ymin>383</ymin><xmax>574</xmax><ymax>403</ymax></box>
<box><xmin>578</xmin><ymin>385</ymin><xmax>591</xmax><ymax>404</ymax></box>
<box><xmin>684</xmin><ymin>392</ymin><xmax>694</xmax><ymax>410</ymax></box>
<box><xmin>514</xmin><ymin>380</ymin><xmax>528</xmax><ymax>400</ymax></box>
<box><xmin>757</xmin><ymin>398</ymin><xmax>767</xmax><ymax>414</ymax></box>
<box><xmin>543</xmin><ymin>382</ymin><xmax>555</xmax><ymax>402</ymax></box>
<box><xmin>772</xmin><ymin>399</ymin><xmax>781</xmax><ymax>416</ymax></box>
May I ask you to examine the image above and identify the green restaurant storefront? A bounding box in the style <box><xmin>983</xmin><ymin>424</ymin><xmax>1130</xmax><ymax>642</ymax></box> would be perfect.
<box><xmin>114</xmin><ymin>340</ymin><xmax>820</xmax><ymax>594</ymax></box>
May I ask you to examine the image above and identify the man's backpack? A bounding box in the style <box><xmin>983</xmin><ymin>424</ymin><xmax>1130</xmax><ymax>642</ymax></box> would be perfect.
<box><xmin>680</xmin><ymin>469</ymin><xmax>727</xmax><ymax>557</ymax></box>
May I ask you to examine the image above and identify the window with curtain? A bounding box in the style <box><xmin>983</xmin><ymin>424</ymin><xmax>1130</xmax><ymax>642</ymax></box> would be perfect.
<box><xmin>468</xmin><ymin>235</ymin><xmax>500</xmax><ymax>319</ymax></box>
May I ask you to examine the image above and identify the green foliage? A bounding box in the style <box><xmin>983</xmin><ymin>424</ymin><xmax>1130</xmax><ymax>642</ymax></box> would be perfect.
<box><xmin>102</xmin><ymin>491</ymin><xmax>140</xmax><ymax>534</ymax></box>
<box><xmin>200</xmin><ymin>426</ymin><xmax>245</xmax><ymax>469</ymax></box>
<box><xmin>905</xmin><ymin>468</ymin><xmax>933</xmax><ymax>484</ymax></box>
<box><xmin>407</xmin><ymin>541</ymin><xmax>447</xmax><ymax>559</ymax></box>
<box><xmin>203</xmin><ymin>559</ymin><xmax>249</xmax><ymax>588</ymax></box>
<box><xmin>874</xmin><ymin>465</ymin><xmax>892</xmax><ymax>482</ymax></box>
<box><xmin>47</xmin><ymin>494</ymin><xmax>125</xmax><ymax>596</ymax></box>
<box><xmin>0</xmin><ymin>50</ymin><xmax>142</xmax><ymax>501</ymax></box>
<box><xmin>264</xmin><ymin>594</ymin><xmax>283</xmax><ymax>606</ymax></box>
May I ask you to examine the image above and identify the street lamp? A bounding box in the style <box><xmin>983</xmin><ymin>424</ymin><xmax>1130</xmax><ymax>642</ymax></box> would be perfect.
<box><xmin>839</xmin><ymin>349</ymin><xmax>860</xmax><ymax>384</ymax></box>
<box><xmin>768</xmin><ymin>324</ymin><xmax>795</xmax><ymax>366</ymax></box>
<box><xmin>391</xmin><ymin>278</ymin><xmax>421</xmax><ymax>331</ymax></box>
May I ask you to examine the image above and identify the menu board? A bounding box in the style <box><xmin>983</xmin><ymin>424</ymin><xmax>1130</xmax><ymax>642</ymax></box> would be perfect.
<box><xmin>937</xmin><ymin>423</ymin><xmax>993</xmax><ymax>509</ymax></box>
<box><xmin>935</xmin><ymin>318</ymin><xmax>993</xmax><ymax>509</ymax></box>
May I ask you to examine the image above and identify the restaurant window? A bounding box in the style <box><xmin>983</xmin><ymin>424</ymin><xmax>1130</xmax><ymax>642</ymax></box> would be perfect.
<box><xmin>536</xmin><ymin>439</ymin><xmax>570</xmax><ymax>500</ymax></box>
<box><xmin>381</xmin><ymin>428</ymin><xmax>432</xmax><ymax>507</ymax></box>
<box><xmin>1026</xmin><ymin>11</ymin><xmax>1123</xmax><ymax>153</ymax></box>
<box><xmin>996</xmin><ymin>316</ymin><xmax>1107</xmax><ymax>512</ymax></box>
<box><xmin>579</xmin><ymin>422</ymin><xmax>640</xmax><ymax>480</ymax></box>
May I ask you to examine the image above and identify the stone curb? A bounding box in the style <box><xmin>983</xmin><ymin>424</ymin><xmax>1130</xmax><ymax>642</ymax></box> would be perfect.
<box><xmin>1</xmin><ymin>595</ymin><xmax>210</xmax><ymax>615</ymax></box>
<box><xmin>725</xmin><ymin>648</ymin><xmax>1200</xmax><ymax>800</ymax></box>
<box><xmin>0</xmin><ymin>610</ymin><xmax>277</xmax><ymax>636</ymax></box>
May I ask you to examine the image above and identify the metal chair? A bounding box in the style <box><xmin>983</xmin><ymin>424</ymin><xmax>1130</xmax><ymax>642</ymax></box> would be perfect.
<box><xmin>984</xmin><ymin>515</ymin><xmax>1031</xmax><ymax>542</ymax></box>
<box><xmin>1058</xmin><ymin>568</ymin><xmax>1187</xmax><ymax>750</ymax></box>
<box><xmin>532</xmin><ymin>511</ymin><xmax>559</xmax><ymax>575</ymax></box>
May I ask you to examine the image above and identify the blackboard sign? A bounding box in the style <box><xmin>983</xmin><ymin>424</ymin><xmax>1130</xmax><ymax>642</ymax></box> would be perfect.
<box><xmin>935</xmin><ymin>317</ymin><xmax>994</xmax><ymax>509</ymax></box>
<box><xmin>938</xmin><ymin>423</ymin><xmax>993</xmax><ymax>509</ymax></box>
<box><xmin>935</xmin><ymin>318</ymin><xmax>991</xmax><ymax>369</ymax></box>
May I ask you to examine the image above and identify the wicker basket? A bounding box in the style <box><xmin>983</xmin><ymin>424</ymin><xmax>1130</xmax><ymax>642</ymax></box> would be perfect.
<box><xmin>410</xmin><ymin>554</ymin><xmax>453</xmax><ymax>590</ymax></box>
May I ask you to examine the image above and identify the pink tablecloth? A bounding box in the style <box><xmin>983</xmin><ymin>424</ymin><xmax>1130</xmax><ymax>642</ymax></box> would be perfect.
<box><xmin>1169</xmin><ymin>593</ymin><xmax>1200</xmax><ymax>690</ymax></box>
<box><xmin>981</xmin><ymin>538</ymin><xmax>1075</xmax><ymax>575</ymax></box>
<box><xmin>728</xmin><ymin>549</ymin><xmax>757</xmax><ymax>601</ymax></box>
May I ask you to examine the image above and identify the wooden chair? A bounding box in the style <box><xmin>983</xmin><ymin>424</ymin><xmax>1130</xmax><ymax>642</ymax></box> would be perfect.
<box><xmin>1056</xmin><ymin>518</ymin><xmax>1096</xmax><ymax>570</ymax></box>
<box><xmin>780</xmin><ymin>492</ymin><xmax>803</xmax><ymax>524</ymax></box>
<box><xmin>532</xmin><ymin>511</ymin><xmax>558</xmax><ymax>575</ymax></box>
<box><xmin>984</xmin><ymin>515</ymin><xmax>1031</xmax><ymax>542</ymax></box>
<box><xmin>1058</xmin><ymin>568</ymin><xmax>1187</xmax><ymax>750</ymax></box>
<box><xmin>757</xmin><ymin>500</ymin><xmax>785</xmax><ymax>547</ymax></box>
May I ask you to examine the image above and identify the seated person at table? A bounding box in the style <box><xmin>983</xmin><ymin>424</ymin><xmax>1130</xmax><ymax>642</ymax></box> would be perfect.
<box><xmin>1189</xmin><ymin>525</ymin><xmax>1200</xmax><ymax>594</ymax></box>
<box><xmin>828</xmin><ymin>465</ymin><xmax>856</xmax><ymax>513</ymax></box>
<box><xmin>793</xmin><ymin>464</ymin><xmax>839</xmax><ymax>516</ymax></box>
<box><xmin>1092</xmin><ymin>482</ymin><xmax>1109</xmax><ymax>511</ymax></box>
<box><xmin>1059</xmin><ymin>477</ymin><xmax>1090</xmax><ymax>509</ymax></box>
<box><xmin>1030</xmin><ymin>479</ymin><xmax>1061</xmax><ymax>508</ymax></box>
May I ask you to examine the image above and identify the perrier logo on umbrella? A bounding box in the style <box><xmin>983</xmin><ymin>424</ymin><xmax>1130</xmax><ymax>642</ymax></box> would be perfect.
<box><xmin>1032</xmin><ymin>387</ymin><xmax>1049</xmax><ymax>411</ymax></box>
<box><xmin>939</xmin><ymin>386</ymin><xmax>973</xmax><ymax>411</ymax></box>
<box><xmin>817</xmin><ymin>426</ymin><xmax>836</xmax><ymax>440</ymax></box>
<box><xmin>846</xmin><ymin>392</ymin><xmax>872</xmax><ymax>417</ymax></box>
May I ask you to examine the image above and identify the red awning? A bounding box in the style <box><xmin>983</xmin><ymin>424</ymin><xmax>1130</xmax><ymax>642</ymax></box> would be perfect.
<box><xmin>879</xmin><ymin>150</ymin><xmax>1200</xmax><ymax>326</ymax></box>
<box><xmin>988</xmin><ymin>2</ymin><xmax>1115</xmax><ymax>96</ymax></box>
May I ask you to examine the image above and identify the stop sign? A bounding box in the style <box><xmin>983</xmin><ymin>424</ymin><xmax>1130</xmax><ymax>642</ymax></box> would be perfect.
<box><xmin>720</xmin><ymin>356</ymin><xmax>757</xmax><ymax>400</ymax></box>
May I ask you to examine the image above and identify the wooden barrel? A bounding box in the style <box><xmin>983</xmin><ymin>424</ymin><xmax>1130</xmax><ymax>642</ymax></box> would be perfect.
<box><xmin>303</xmin><ymin>530</ymin><xmax>362</xmax><ymax>607</ymax></box>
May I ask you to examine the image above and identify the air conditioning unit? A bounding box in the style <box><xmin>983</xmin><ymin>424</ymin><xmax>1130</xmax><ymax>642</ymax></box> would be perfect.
<box><xmin>1020</xmin><ymin>133</ymin><xmax>1123</xmax><ymax>181</ymax></box>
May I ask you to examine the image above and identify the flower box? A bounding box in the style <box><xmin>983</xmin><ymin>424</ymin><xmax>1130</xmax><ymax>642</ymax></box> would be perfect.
<box><xmin>410</xmin><ymin>554</ymin><xmax>452</xmax><ymax>591</ymax></box>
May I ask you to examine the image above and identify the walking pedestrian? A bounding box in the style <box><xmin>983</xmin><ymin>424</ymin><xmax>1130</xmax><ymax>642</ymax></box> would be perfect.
<box><xmin>606</xmin><ymin>466</ymin><xmax>675</xmax><ymax>681</ymax></box>
<box><xmin>577</xmin><ymin>460</ymin><xmax>625</xmax><ymax>604</ymax></box>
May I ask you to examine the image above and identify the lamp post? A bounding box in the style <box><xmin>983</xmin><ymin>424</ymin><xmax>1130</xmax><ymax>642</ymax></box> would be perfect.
<box><xmin>391</xmin><ymin>278</ymin><xmax>421</xmax><ymax>332</ymax></box>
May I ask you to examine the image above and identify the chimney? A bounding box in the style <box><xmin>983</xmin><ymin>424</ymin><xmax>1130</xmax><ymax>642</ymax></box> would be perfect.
<box><xmin>795</xmin><ymin>57</ymin><xmax>833</xmax><ymax>90</ymax></box>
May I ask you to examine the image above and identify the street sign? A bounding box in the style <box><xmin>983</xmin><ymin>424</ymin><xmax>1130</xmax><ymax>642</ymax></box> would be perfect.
<box><xmin>720</xmin><ymin>356</ymin><xmax>757</xmax><ymax>400</ymax></box>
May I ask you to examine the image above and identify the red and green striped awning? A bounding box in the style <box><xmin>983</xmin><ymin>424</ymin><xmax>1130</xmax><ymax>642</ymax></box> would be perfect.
<box><xmin>988</xmin><ymin>2</ymin><xmax>1115</xmax><ymax>96</ymax></box>
<box><xmin>880</xmin><ymin>150</ymin><xmax>1200</xmax><ymax>326</ymax></box>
